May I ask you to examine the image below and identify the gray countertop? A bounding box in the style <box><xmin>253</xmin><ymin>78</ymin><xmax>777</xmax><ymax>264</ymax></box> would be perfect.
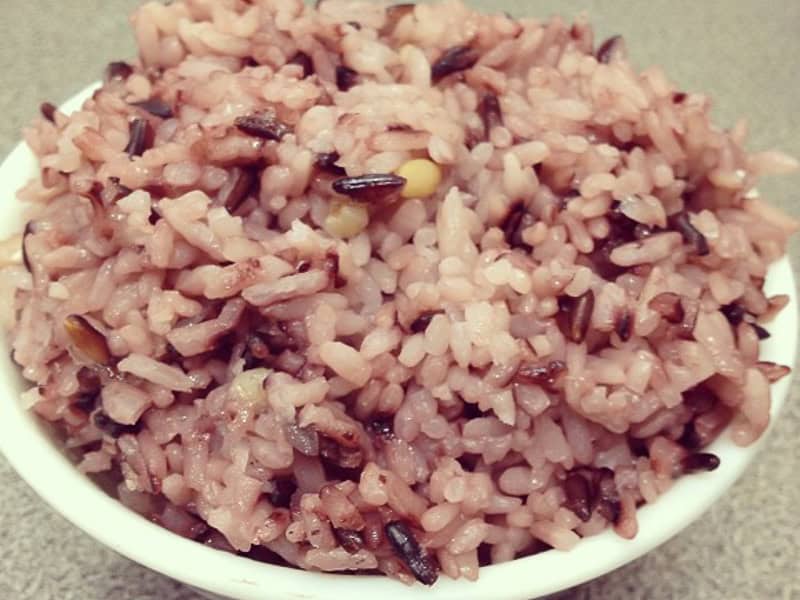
<box><xmin>0</xmin><ymin>2</ymin><xmax>798</xmax><ymax>599</ymax></box>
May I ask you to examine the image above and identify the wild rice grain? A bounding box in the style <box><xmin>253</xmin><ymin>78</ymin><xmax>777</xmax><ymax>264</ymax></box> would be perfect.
<box><xmin>431</xmin><ymin>46</ymin><xmax>480</xmax><ymax>83</ymax></box>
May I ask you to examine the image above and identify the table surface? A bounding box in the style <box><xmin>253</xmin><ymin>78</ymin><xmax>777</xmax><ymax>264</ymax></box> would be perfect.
<box><xmin>1</xmin><ymin>2</ymin><xmax>798</xmax><ymax>599</ymax></box>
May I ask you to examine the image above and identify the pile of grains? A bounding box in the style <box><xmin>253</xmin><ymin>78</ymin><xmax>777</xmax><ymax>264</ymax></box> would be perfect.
<box><xmin>1</xmin><ymin>0</ymin><xmax>797</xmax><ymax>586</ymax></box>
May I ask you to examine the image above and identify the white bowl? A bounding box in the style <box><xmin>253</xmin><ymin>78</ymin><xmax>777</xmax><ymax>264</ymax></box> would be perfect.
<box><xmin>0</xmin><ymin>83</ymin><xmax>796</xmax><ymax>600</ymax></box>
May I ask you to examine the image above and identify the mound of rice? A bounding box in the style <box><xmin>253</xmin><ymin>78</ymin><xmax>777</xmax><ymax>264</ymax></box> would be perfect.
<box><xmin>1</xmin><ymin>0</ymin><xmax>797</xmax><ymax>586</ymax></box>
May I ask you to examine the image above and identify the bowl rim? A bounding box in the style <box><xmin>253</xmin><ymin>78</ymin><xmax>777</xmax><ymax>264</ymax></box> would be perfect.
<box><xmin>0</xmin><ymin>83</ymin><xmax>796</xmax><ymax>600</ymax></box>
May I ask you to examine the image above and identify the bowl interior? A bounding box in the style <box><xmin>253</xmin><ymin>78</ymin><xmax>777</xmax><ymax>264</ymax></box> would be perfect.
<box><xmin>0</xmin><ymin>83</ymin><xmax>795</xmax><ymax>600</ymax></box>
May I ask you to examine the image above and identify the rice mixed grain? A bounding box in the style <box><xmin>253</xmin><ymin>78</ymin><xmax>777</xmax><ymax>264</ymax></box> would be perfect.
<box><xmin>1</xmin><ymin>0</ymin><xmax>798</xmax><ymax>586</ymax></box>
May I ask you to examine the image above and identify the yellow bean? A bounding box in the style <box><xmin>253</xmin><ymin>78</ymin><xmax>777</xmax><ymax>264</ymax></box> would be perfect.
<box><xmin>396</xmin><ymin>158</ymin><xmax>442</xmax><ymax>199</ymax></box>
<box><xmin>324</xmin><ymin>200</ymin><xmax>369</xmax><ymax>239</ymax></box>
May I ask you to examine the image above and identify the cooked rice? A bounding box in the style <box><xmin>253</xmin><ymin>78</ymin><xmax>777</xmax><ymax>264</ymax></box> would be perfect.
<box><xmin>2</xmin><ymin>0</ymin><xmax>798</xmax><ymax>586</ymax></box>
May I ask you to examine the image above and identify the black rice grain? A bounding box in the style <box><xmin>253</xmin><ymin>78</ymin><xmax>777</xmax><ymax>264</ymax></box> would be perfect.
<box><xmin>334</xmin><ymin>528</ymin><xmax>365</xmax><ymax>554</ymax></box>
<box><xmin>93</xmin><ymin>411</ymin><xmax>140</xmax><ymax>438</ymax></box>
<box><xmin>409</xmin><ymin>310</ymin><xmax>440</xmax><ymax>333</ymax></box>
<box><xmin>682</xmin><ymin>386</ymin><xmax>717</xmax><ymax>415</ymax></box>
<box><xmin>477</xmin><ymin>92</ymin><xmax>503</xmax><ymax>138</ymax></box>
<box><xmin>595</xmin><ymin>35</ymin><xmax>624</xmax><ymax>64</ymax></box>
<box><xmin>515</xmin><ymin>360</ymin><xmax>567</xmax><ymax>389</ymax></box>
<box><xmin>336</xmin><ymin>65</ymin><xmax>359</xmax><ymax>91</ymax></box>
<box><xmin>501</xmin><ymin>202</ymin><xmax>534</xmax><ymax>251</ymax></box>
<box><xmin>670</xmin><ymin>211</ymin><xmax>710</xmax><ymax>256</ymax></box>
<box><xmin>220</xmin><ymin>168</ymin><xmax>259</xmax><ymax>213</ymax></box>
<box><xmin>234</xmin><ymin>113</ymin><xmax>292</xmax><ymax>141</ymax></box>
<box><xmin>269</xmin><ymin>478</ymin><xmax>297</xmax><ymax>508</ymax></box>
<box><xmin>105</xmin><ymin>61</ymin><xmax>133</xmax><ymax>82</ymax></box>
<box><xmin>288</xmin><ymin>51</ymin><xmax>314</xmax><ymax>78</ymax></box>
<box><xmin>315</xmin><ymin>152</ymin><xmax>347</xmax><ymax>176</ymax></box>
<box><xmin>21</xmin><ymin>221</ymin><xmax>34</xmax><ymax>273</ymax></box>
<box><xmin>678</xmin><ymin>422</ymin><xmax>703</xmax><ymax>450</ymax></box>
<box><xmin>681</xmin><ymin>452</ymin><xmax>720</xmax><ymax>474</ymax></box>
<box><xmin>720</xmin><ymin>302</ymin><xmax>746</xmax><ymax>325</ymax></box>
<box><xmin>366</xmin><ymin>415</ymin><xmax>394</xmax><ymax>438</ymax></box>
<box><xmin>615</xmin><ymin>311</ymin><xmax>632</xmax><ymax>341</ymax></box>
<box><xmin>40</xmin><ymin>102</ymin><xmax>57</xmax><ymax>123</ymax></box>
<box><xmin>124</xmin><ymin>118</ymin><xmax>154</xmax><ymax>157</ymax></box>
<box><xmin>431</xmin><ymin>45</ymin><xmax>480</xmax><ymax>83</ymax></box>
<box><xmin>130</xmin><ymin>98</ymin><xmax>174</xmax><ymax>119</ymax></box>
<box><xmin>751</xmin><ymin>322</ymin><xmax>771</xmax><ymax>340</ymax></box>
<box><xmin>73</xmin><ymin>393</ymin><xmax>99</xmax><ymax>414</ymax></box>
<box><xmin>332</xmin><ymin>173</ymin><xmax>406</xmax><ymax>202</ymax></box>
<box><xmin>648</xmin><ymin>292</ymin><xmax>685</xmax><ymax>324</ymax></box>
<box><xmin>103</xmin><ymin>177</ymin><xmax>134</xmax><ymax>205</ymax></box>
<box><xmin>564</xmin><ymin>473</ymin><xmax>592</xmax><ymax>522</ymax></box>
<box><xmin>593</xmin><ymin>468</ymin><xmax>622</xmax><ymax>523</ymax></box>
<box><xmin>384</xmin><ymin>521</ymin><xmax>439</xmax><ymax>586</ymax></box>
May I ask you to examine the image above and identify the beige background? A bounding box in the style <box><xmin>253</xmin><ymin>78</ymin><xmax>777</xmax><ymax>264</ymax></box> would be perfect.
<box><xmin>0</xmin><ymin>1</ymin><xmax>798</xmax><ymax>599</ymax></box>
